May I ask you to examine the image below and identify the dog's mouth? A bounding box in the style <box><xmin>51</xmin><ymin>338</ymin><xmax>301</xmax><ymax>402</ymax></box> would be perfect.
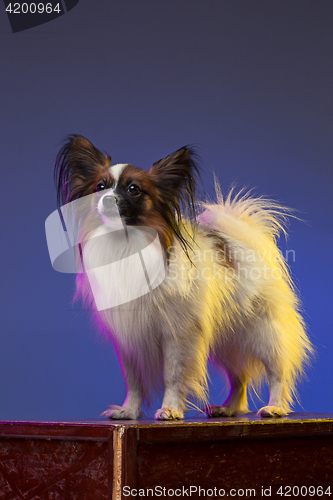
<box><xmin>102</xmin><ymin>205</ymin><xmax>119</xmax><ymax>218</ymax></box>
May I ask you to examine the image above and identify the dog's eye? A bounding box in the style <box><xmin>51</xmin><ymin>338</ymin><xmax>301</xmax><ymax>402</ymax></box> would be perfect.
<box><xmin>127</xmin><ymin>184</ymin><xmax>140</xmax><ymax>196</ymax></box>
<box><xmin>96</xmin><ymin>182</ymin><xmax>106</xmax><ymax>192</ymax></box>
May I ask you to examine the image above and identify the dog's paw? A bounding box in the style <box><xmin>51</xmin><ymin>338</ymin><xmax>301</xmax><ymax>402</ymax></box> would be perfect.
<box><xmin>155</xmin><ymin>405</ymin><xmax>183</xmax><ymax>420</ymax></box>
<box><xmin>257</xmin><ymin>405</ymin><xmax>286</xmax><ymax>418</ymax></box>
<box><xmin>205</xmin><ymin>404</ymin><xmax>237</xmax><ymax>418</ymax></box>
<box><xmin>101</xmin><ymin>405</ymin><xmax>140</xmax><ymax>420</ymax></box>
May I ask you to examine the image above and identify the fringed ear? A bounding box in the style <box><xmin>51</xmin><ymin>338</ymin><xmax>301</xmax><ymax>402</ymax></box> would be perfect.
<box><xmin>150</xmin><ymin>146</ymin><xmax>201</xmax><ymax>222</ymax></box>
<box><xmin>54</xmin><ymin>134</ymin><xmax>111</xmax><ymax>208</ymax></box>
<box><xmin>149</xmin><ymin>146</ymin><xmax>202</xmax><ymax>255</ymax></box>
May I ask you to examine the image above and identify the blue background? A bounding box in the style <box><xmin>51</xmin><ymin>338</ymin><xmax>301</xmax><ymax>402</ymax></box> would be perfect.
<box><xmin>0</xmin><ymin>0</ymin><xmax>332</xmax><ymax>421</ymax></box>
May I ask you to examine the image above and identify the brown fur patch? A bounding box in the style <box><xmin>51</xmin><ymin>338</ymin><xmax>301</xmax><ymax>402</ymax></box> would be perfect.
<box><xmin>204</xmin><ymin>228</ymin><xmax>235</xmax><ymax>268</ymax></box>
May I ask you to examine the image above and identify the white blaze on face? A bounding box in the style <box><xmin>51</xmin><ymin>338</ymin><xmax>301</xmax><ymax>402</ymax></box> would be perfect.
<box><xmin>109</xmin><ymin>163</ymin><xmax>128</xmax><ymax>186</ymax></box>
<box><xmin>97</xmin><ymin>164</ymin><xmax>128</xmax><ymax>222</ymax></box>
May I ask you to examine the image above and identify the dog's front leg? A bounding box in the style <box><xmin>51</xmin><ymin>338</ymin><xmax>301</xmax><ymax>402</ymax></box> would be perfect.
<box><xmin>155</xmin><ymin>337</ymin><xmax>186</xmax><ymax>420</ymax></box>
<box><xmin>102</xmin><ymin>353</ymin><xmax>143</xmax><ymax>420</ymax></box>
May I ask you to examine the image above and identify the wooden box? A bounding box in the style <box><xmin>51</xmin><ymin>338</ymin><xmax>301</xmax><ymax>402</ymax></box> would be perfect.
<box><xmin>0</xmin><ymin>413</ymin><xmax>332</xmax><ymax>499</ymax></box>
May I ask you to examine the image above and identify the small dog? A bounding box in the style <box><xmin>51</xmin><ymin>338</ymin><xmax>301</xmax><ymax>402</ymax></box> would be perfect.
<box><xmin>54</xmin><ymin>134</ymin><xmax>313</xmax><ymax>420</ymax></box>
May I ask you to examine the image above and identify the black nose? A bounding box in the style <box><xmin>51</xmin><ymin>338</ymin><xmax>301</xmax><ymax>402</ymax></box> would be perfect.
<box><xmin>103</xmin><ymin>195</ymin><xmax>116</xmax><ymax>208</ymax></box>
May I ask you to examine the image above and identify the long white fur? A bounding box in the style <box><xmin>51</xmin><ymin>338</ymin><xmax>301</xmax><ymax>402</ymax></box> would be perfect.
<box><xmin>78</xmin><ymin>190</ymin><xmax>312</xmax><ymax>420</ymax></box>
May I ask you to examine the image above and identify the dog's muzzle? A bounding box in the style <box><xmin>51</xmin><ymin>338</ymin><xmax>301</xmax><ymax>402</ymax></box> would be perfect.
<box><xmin>101</xmin><ymin>194</ymin><xmax>118</xmax><ymax>217</ymax></box>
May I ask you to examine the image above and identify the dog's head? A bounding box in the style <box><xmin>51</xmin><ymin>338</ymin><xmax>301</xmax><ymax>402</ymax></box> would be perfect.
<box><xmin>54</xmin><ymin>135</ymin><xmax>201</xmax><ymax>251</ymax></box>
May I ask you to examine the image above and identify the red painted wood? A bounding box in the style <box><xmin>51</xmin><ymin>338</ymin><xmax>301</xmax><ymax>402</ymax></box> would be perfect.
<box><xmin>0</xmin><ymin>414</ymin><xmax>332</xmax><ymax>499</ymax></box>
<box><xmin>0</xmin><ymin>421</ymin><xmax>115</xmax><ymax>499</ymax></box>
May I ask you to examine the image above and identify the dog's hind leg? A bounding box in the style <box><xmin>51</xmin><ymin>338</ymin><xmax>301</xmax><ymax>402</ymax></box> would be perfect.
<box><xmin>207</xmin><ymin>367</ymin><xmax>249</xmax><ymax>417</ymax></box>
<box><xmin>257</xmin><ymin>364</ymin><xmax>289</xmax><ymax>418</ymax></box>
<box><xmin>252</xmin><ymin>319</ymin><xmax>296</xmax><ymax>418</ymax></box>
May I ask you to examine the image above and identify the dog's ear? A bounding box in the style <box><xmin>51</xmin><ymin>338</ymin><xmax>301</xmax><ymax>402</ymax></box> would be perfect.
<box><xmin>150</xmin><ymin>146</ymin><xmax>200</xmax><ymax>221</ymax></box>
<box><xmin>54</xmin><ymin>134</ymin><xmax>110</xmax><ymax>208</ymax></box>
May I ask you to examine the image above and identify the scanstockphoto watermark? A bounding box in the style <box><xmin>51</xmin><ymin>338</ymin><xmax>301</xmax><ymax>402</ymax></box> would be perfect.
<box><xmin>123</xmin><ymin>485</ymin><xmax>257</xmax><ymax>497</ymax></box>
<box><xmin>168</xmin><ymin>245</ymin><xmax>296</xmax><ymax>265</ymax></box>
<box><xmin>123</xmin><ymin>485</ymin><xmax>331</xmax><ymax>497</ymax></box>
<box><xmin>167</xmin><ymin>245</ymin><xmax>296</xmax><ymax>283</ymax></box>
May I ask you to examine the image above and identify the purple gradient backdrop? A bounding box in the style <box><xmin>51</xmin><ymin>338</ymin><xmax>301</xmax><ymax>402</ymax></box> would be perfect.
<box><xmin>0</xmin><ymin>1</ymin><xmax>332</xmax><ymax>420</ymax></box>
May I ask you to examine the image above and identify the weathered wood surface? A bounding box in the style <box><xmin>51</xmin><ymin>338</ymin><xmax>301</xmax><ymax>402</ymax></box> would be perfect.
<box><xmin>0</xmin><ymin>413</ymin><xmax>332</xmax><ymax>499</ymax></box>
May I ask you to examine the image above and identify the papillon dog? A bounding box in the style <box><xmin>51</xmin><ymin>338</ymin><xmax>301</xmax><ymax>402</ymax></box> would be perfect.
<box><xmin>54</xmin><ymin>134</ymin><xmax>313</xmax><ymax>420</ymax></box>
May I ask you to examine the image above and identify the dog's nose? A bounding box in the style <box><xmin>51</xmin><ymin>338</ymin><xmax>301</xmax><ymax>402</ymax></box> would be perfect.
<box><xmin>103</xmin><ymin>195</ymin><xmax>117</xmax><ymax>208</ymax></box>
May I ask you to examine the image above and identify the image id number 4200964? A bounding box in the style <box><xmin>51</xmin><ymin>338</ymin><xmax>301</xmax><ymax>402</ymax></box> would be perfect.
<box><xmin>274</xmin><ymin>485</ymin><xmax>331</xmax><ymax>497</ymax></box>
<box><xmin>5</xmin><ymin>2</ymin><xmax>61</xmax><ymax>14</ymax></box>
